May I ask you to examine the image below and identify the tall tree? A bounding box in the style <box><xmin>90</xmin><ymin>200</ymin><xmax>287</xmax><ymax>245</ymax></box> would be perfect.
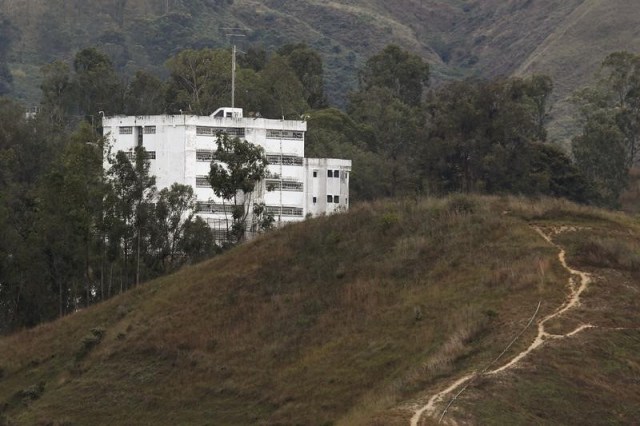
<box><xmin>208</xmin><ymin>133</ymin><xmax>268</xmax><ymax>242</ymax></box>
<box><xmin>359</xmin><ymin>44</ymin><xmax>429</xmax><ymax>107</ymax></box>
<box><xmin>573</xmin><ymin>110</ymin><xmax>628</xmax><ymax>207</ymax></box>
<box><xmin>149</xmin><ymin>183</ymin><xmax>196</xmax><ymax>271</ymax></box>
<box><xmin>40</xmin><ymin>61</ymin><xmax>75</xmax><ymax>127</ymax></box>
<box><xmin>124</xmin><ymin>70</ymin><xmax>167</xmax><ymax>115</ymax></box>
<box><xmin>278</xmin><ymin>43</ymin><xmax>327</xmax><ymax>109</ymax></box>
<box><xmin>165</xmin><ymin>48</ymin><xmax>231</xmax><ymax>115</ymax></box>
<box><xmin>73</xmin><ymin>47</ymin><xmax>123</xmax><ymax>116</ymax></box>
<box><xmin>0</xmin><ymin>13</ymin><xmax>17</xmax><ymax>95</ymax></box>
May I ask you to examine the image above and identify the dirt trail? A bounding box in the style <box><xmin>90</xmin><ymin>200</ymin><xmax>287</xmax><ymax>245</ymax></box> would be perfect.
<box><xmin>410</xmin><ymin>226</ymin><xmax>593</xmax><ymax>426</ymax></box>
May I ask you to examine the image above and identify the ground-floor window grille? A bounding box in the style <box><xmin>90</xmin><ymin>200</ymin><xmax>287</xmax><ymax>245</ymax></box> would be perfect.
<box><xmin>266</xmin><ymin>205</ymin><xmax>303</xmax><ymax>217</ymax></box>
<box><xmin>196</xmin><ymin>202</ymin><xmax>238</xmax><ymax>214</ymax></box>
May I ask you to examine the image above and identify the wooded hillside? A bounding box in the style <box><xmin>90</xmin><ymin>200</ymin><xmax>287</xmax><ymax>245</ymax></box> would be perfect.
<box><xmin>2</xmin><ymin>0</ymin><xmax>640</xmax><ymax>141</ymax></box>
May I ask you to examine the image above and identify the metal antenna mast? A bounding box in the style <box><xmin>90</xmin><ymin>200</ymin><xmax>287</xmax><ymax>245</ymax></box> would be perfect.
<box><xmin>223</xmin><ymin>28</ymin><xmax>246</xmax><ymax>109</ymax></box>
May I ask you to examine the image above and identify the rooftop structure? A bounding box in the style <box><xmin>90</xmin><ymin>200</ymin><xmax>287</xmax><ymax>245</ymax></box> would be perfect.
<box><xmin>102</xmin><ymin>107</ymin><xmax>352</xmax><ymax>238</ymax></box>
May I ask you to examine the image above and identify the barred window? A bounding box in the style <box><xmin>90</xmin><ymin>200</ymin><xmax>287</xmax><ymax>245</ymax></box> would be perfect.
<box><xmin>119</xmin><ymin>126</ymin><xmax>133</xmax><ymax>134</ymax></box>
<box><xmin>196</xmin><ymin>150</ymin><xmax>215</xmax><ymax>162</ymax></box>
<box><xmin>196</xmin><ymin>176</ymin><xmax>209</xmax><ymax>188</ymax></box>
<box><xmin>265</xmin><ymin>206</ymin><xmax>303</xmax><ymax>217</ymax></box>
<box><xmin>327</xmin><ymin>195</ymin><xmax>333</xmax><ymax>203</ymax></box>
<box><xmin>196</xmin><ymin>126</ymin><xmax>214</xmax><ymax>136</ymax></box>
<box><xmin>144</xmin><ymin>126</ymin><xmax>156</xmax><ymax>134</ymax></box>
<box><xmin>124</xmin><ymin>151</ymin><xmax>156</xmax><ymax>161</ymax></box>
<box><xmin>334</xmin><ymin>196</ymin><xmax>340</xmax><ymax>203</ymax></box>
<box><xmin>196</xmin><ymin>202</ymin><xmax>238</xmax><ymax>214</ymax></box>
<box><xmin>266</xmin><ymin>180</ymin><xmax>303</xmax><ymax>192</ymax></box>
<box><xmin>282</xmin><ymin>181</ymin><xmax>303</xmax><ymax>191</ymax></box>
<box><xmin>197</xmin><ymin>126</ymin><xmax>245</xmax><ymax>137</ymax></box>
<box><xmin>266</xmin><ymin>129</ymin><xmax>304</xmax><ymax>140</ymax></box>
<box><xmin>265</xmin><ymin>154</ymin><xmax>303</xmax><ymax>166</ymax></box>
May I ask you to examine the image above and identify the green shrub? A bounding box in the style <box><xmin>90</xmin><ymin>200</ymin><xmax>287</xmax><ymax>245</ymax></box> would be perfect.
<box><xmin>380</xmin><ymin>212</ymin><xmax>400</xmax><ymax>231</ymax></box>
<box><xmin>75</xmin><ymin>328</ymin><xmax>106</xmax><ymax>361</ymax></box>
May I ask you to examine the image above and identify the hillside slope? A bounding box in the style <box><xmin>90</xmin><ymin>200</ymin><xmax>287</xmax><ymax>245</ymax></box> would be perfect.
<box><xmin>4</xmin><ymin>0</ymin><xmax>640</xmax><ymax>133</ymax></box>
<box><xmin>1</xmin><ymin>196</ymin><xmax>639</xmax><ymax>425</ymax></box>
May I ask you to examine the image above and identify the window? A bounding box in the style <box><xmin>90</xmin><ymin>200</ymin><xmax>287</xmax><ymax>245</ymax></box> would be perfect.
<box><xmin>327</xmin><ymin>170</ymin><xmax>332</xmax><ymax>178</ymax></box>
<box><xmin>327</xmin><ymin>195</ymin><xmax>333</xmax><ymax>203</ymax></box>
<box><xmin>265</xmin><ymin>154</ymin><xmax>303</xmax><ymax>166</ymax></box>
<box><xmin>334</xmin><ymin>170</ymin><xmax>340</xmax><ymax>179</ymax></box>
<box><xmin>197</xmin><ymin>126</ymin><xmax>245</xmax><ymax>137</ymax></box>
<box><xmin>281</xmin><ymin>181</ymin><xmax>303</xmax><ymax>191</ymax></box>
<box><xmin>196</xmin><ymin>202</ymin><xmax>237</xmax><ymax>214</ymax></box>
<box><xmin>313</xmin><ymin>171</ymin><xmax>317</xmax><ymax>178</ymax></box>
<box><xmin>196</xmin><ymin>176</ymin><xmax>209</xmax><ymax>188</ymax></box>
<box><xmin>144</xmin><ymin>126</ymin><xmax>156</xmax><ymax>134</ymax></box>
<box><xmin>334</xmin><ymin>196</ymin><xmax>340</xmax><ymax>203</ymax></box>
<box><xmin>124</xmin><ymin>151</ymin><xmax>156</xmax><ymax>161</ymax></box>
<box><xmin>266</xmin><ymin>180</ymin><xmax>303</xmax><ymax>192</ymax></box>
<box><xmin>313</xmin><ymin>197</ymin><xmax>317</xmax><ymax>204</ymax></box>
<box><xmin>266</xmin><ymin>129</ymin><xmax>304</xmax><ymax>140</ymax></box>
<box><xmin>119</xmin><ymin>126</ymin><xmax>133</xmax><ymax>134</ymax></box>
<box><xmin>265</xmin><ymin>206</ymin><xmax>303</xmax><ymax>217</ymax></box>
<box><xmin>196</xmin><ymin>150</ymin><xmax>216</xmax><ymax>162</ymax></box>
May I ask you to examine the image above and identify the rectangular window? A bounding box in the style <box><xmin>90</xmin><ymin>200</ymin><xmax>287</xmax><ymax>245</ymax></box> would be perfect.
<box><xmin>327</xmin><ymin>195</ymin><xmax>333</xmax><ymax>203</ymax></box>
<box><xmin>124</xmin><ymin>151</ymin><xmax>156</xmax><ymax>161</ymax></box>
<box><xmin>281</xmin><ymin>181</ymin><xmax>303</xmax><ymax>191</ymax></box>
<box><xmin>266</xmin><ymin>180</ymin><xmax>303</xmax><ymax>192</ymax></box>
<box><xmin>197</xmin><ymin>126</ymin><xmax>245</xmax><ymax>137</ymax></box>
<box><xmin>334</xmin><ymin>196</ymin><xmax>340</xmax><ymax>203</ymax></box>
<box><xmin>265</xmin><ymin>206</ymin><xmax>303</xmax><ymax>217</ymax></box>
<box><xmin>196</xmin><ymin>176</ymin><xmax>209</xmax><ymax>188</ymax></box>
<box><xmin>266</xmin><ymin>129</ymin><xmax>304</xmax><ymax>140</ymax></box>
<box><xmin>313</xmin><ymin>171</ymin><xmax>317</xmax><ymax>178</ymax></box>
<box><xmin>196</xmin><ymin>126</ymin><xmax>214</xmax><ymax>136</ymax></box>
<box><xmin>196</xmin><ymin>150</ymin><xmax>215</xmax><ymax>162</ymax></box>
<box><xmin>144</xmin><ymin>126</ymin><xmax>156</xmax><ymax>134</ymax></box>
<box><xmin>196</xmin><ymin>202</ymin><xmax>237</xmax><ymax>214</ymax></box>
<box><xmin>334</xmin><ymin>170</ymin><xmax>340</xmax><ymax>179</ymax></box>
<box><xmin>327</xmin><ymin>170</ymin><xmax>332</xmax><ymax>178</ymax></box>
<box><xmin>119</xmin><ymin>126</ymin><xmax>133</xmax><ymax>134</ymax></box>
<box><xmin>313</xmin><ymin>197</ymin><xmax>317</xmax><ymax>204</ymax></box>
<box><xmin>265</xmin><ymin>154</ymin><xmax>303</xmax><ymax>166</ymax></box>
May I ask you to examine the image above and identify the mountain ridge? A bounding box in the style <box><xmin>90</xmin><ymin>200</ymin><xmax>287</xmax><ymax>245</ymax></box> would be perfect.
<box><xmin>2</xmin><ymin>1</ymin><xmax>640</xmax><ymax>139</ymax></box>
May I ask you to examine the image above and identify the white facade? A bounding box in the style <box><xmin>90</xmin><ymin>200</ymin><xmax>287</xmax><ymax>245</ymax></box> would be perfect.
<box><xmin>102</xmin><ymin>107</ymin><xmax>352</xmax><ymax>236</ymax></box>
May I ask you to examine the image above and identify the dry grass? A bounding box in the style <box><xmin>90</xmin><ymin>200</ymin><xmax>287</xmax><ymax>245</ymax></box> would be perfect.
<box><xmin>1</xmin><ymin>195</ymin><xmax>638</xmax><ymax>425</ymax></box>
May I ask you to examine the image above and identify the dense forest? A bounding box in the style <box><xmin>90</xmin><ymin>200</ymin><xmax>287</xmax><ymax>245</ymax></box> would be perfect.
<box><xmin>1</xmin><ymin>40</ymin><xmax>640</xmax><ymax>333</ymax></box>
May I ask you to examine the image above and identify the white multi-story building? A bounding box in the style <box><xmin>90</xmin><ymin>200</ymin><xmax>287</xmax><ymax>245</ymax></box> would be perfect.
<box><xmin>102</xmin><ymin>107</ymin><xmax>351</xmax><ymax>236</ymax></box>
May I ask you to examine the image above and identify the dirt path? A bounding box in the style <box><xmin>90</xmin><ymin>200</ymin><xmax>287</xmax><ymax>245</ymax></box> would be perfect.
<box><xmin>410</xmin><ymin>226</ymin><xmax>593</xmax><ymax>425</ymax></box>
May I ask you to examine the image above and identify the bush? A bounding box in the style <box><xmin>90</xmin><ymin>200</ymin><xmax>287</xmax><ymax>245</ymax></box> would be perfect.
<box><xmin>75</xmin><ymin>328</ymin><xmax>106</xmax><ymax>361</ymax></box>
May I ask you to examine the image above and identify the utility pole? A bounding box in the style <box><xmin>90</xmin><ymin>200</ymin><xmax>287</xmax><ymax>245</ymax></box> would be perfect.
<box><xmin>223</xmin><ymin>28</ymin><xmax>245</xmax><ymax>109</ymax></box>
<box><xmin>232</xmin><ymin>44</ymin><xmax>236</xmax><ymax>108</ymax></box>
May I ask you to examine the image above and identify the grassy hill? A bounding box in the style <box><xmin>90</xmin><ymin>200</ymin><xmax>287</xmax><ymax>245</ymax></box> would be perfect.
<box><xmin>1</xmin><ymin>195</ymin><xmax>639</xmax><ymax>425</ymax></box>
